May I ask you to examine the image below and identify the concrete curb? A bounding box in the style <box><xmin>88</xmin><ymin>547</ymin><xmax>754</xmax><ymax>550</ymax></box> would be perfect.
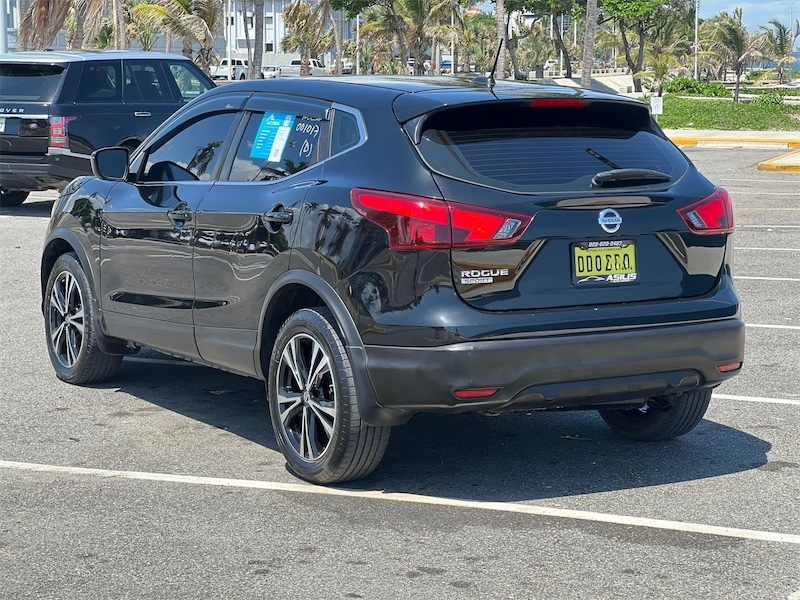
<box><xmin>667</xmin><ymin>136</ymin><xmax>800</xmax><ymax>148</ymax></box>
<box><xmin>757</xmin><ymin>150</ymin><xmax>800</xmax><ymax>172</ymax></box>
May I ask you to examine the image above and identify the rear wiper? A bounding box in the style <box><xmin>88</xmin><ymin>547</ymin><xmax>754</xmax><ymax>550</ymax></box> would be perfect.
<box><xmin>591</xmin><ymin>168</ymin><xmax>672</xmax><ymax>188</ymax></box>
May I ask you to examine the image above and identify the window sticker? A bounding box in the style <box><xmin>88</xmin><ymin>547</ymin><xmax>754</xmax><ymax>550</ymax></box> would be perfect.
<box><xmin>250</xmin><ymin>112</ymin><xmax>296</xmax><ymax>162</ymax></box>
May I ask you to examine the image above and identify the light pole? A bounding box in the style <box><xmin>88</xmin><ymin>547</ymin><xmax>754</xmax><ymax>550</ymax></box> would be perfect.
<box><xmin>693</xmin><ymin>0</ymin><xmax>699</xmax><ymax>80</ymax></box>
<box><xmin>0</xmin><ymin>0</ymin><xmax>8</xmax><ymax>53</ymax></box>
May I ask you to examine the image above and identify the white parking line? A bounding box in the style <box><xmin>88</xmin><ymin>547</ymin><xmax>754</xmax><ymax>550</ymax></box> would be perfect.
<box><xmin>1</xmin><ymin>460</ymin><xmax>799</xmax><ymax>545</ymax></box>
<box><xmin>721</xmin><ymin>179</ymin><xmax>799</xmax><ymax>184</ymax></box>
<box><xmin>726</xmin><ymin>191</ymin><xmax>800</xmax><ymax>196</ymax></box>
<box><xmin>746</xmin><ymin>323</ymin><xmax>800</xmax><ymax>331</ymax></box>
<box><xmin>735</xmin><ymin>276</ymin><xmax>800</xmax><ymax>282</ymax></box>
<box><xmin>714</xmin><ymin>394</ymin><xmax>800</xmax><ymax>406</ymax></box>
<box><xmin>735</xmin><ymin>247</ymin><xmax>800</xmax><ymax>252</ymax></box>
<box><xmin>738</xmin><ymin>225</ymin><xmax>800</xmax><ymax>229</ymax></box>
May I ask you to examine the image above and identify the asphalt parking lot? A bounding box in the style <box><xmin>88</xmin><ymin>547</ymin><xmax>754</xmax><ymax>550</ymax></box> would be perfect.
<box><xmin>1</xmin><ymin>148</ymin><xmax>799</xmax><ymax>599</ymax></box>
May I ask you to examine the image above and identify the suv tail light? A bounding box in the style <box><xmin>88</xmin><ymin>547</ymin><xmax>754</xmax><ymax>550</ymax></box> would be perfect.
<box><xmin>49</xmin><ymin>116</ymin><xmax>76</xmax><ymax>149</ymax></box>
<box><xmin>677</xmin><ymin>188</ymin><xmax>734</xmax><ymax>234</ymax></box>
<box><xmin>351</xmin><ymin>188</ymin><xmax>532</xmax><ymax>250</ymax></box>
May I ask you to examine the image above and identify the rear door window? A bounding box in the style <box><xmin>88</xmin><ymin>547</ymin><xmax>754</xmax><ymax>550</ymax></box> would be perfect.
<box><xmin>228</xmin><ymin>101</ymin><xmax>330</xmax><ymax>182</ymax></box>
<box><xmin>123</xmin><ymin>61</ymin><xmax>173</xmax><ymax>103</ymax></box>
<box><xmin>0</xmin><ymin>63</ymin><xmax>65</xmax><ymax>101</ymax></box>
<box><xmin>415</xmin><ymin>101</ymin><xmax>689</xmax><ymax>193</ymax></box>
<box><xmin>166</xmin><ymin>62</ymin><xmax>213</xmax><ymax>103</ymax></box>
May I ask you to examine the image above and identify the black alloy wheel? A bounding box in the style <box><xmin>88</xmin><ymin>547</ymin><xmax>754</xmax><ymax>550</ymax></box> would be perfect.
<box><xmin>44</xmin><ymin>253</ymin><xmax>122</xmax><ymax>384</ymax></box>
<box><xmin>268</xmin><ymin>307</ymin><xmax>390</xmax><ymax>484</ymax></box>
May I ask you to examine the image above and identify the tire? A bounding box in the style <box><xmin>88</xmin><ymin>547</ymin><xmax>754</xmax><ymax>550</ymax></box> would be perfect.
<box><xmin>0</xmin><ymin>190</ymin><xmax>29</xmax><ymax>207</ymax></box>
<box><xmin>44</xmin><ymin>253</ymin><xmax>123</xmax><ymax>384</ymax></box>
<box><xmin>599</xmin><ymin>389</ymin><xmax>712</xmax><ymax>441</ymax></box>
<box><xmin>268</xmin><ymin>307</ymin><xmax>391</xmax><ymax>484</ymax></box>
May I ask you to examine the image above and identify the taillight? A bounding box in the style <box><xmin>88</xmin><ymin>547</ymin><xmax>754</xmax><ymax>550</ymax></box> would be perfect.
<box><xmin>49</xmin><ymin>116</ymin><xmax>76</xmax><ymax>149</ymax></box>
<box><xmin>677</xmin><ymin>188</ymin><xmax>734</xmax><ymax>234</ymax></box>
<box><xmin>351</xmin><ymin>188</ymin><xmax>531</xmax><ymax>250</ymax></box>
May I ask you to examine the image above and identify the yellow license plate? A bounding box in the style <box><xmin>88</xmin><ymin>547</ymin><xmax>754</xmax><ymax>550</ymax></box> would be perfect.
<box><xmin>573</xmin><ymin>240</ymin><xmax>637</xmax><ymax>285</ymax></box>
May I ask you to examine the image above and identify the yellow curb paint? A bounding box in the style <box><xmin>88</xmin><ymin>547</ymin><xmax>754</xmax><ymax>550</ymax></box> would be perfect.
<box><xmin>668</xmin><ymin>137</ymin><xmax>800</xmax><ymax>148</ymax></box>
<box><xmin>757</xmin><ymin>150</ymin><xmax>800</xmax><ymax>172</ymax></box>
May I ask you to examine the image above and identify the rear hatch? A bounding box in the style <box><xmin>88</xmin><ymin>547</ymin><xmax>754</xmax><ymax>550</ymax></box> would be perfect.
<box><xmin>404</xmin><ymin>97</ymin><xmax>731</xmax><ymax>311</ymax></box>
<box><xmin>0</xmin><ymin>61</ymin><xmax>66</xmax><ymax>158</ymax></box>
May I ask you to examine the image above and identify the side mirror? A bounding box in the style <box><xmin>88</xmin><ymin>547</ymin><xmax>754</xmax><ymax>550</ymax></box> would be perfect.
<box><xmin>91</xmin><ymin>147</ymin><xmax>130</xmax><ymax>181</ymax></box>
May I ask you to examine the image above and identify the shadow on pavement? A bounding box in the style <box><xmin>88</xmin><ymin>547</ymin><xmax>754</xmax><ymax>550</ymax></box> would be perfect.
<box><xmin>109</xmin><ymin>352</ymin><xmax>769</xmax><ymax>502</ymax></box>
<box><xmin>0</xmin><ymin>198</ymin><xmax>55</xmax><ymax>218</ymax></box>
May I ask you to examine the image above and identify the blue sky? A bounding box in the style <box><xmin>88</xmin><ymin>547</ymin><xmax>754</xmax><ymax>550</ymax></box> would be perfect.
<box><xmin>477</xmin><ymin>2</ymin><xmax>799</xmax><ymax>31</ymax></box>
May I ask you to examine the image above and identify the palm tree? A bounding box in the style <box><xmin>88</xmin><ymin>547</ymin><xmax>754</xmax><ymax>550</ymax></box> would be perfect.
<box><xmin>580</xmin><ymin>0</ymin><xmax>597</xmax><ymax>88</ymax></box>
<box><xmin>495</xmin><ymin>0</ymin><xmax>506</xmax><ymax>78</ymax></box>
<box><xmin>703</xmin><ymin>8</ymin><xmax>766</xmax><ymax>102</ymax></box>
<box><xmin>282</xmin><ymin>0</ymin><xmax>333</xmax><ymax>75</ymax></box>
<box><xmin>132</xmin><ymin>0</ymin><xmax>221</xmax><ymax>71</ymax></box>
<box><xmin>760</xmin><ymin>18</ymin><xmax>800</xmax><ymax>84</ymax></box>
<box><xmin>19</xmin><ymin>0</ymin><xmax>105</xmax><ymax>50</ymax></box>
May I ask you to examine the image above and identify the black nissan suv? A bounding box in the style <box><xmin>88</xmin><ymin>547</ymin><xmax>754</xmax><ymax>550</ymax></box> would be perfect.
<box><xmin>41</xmin><ymin>77</ymin><xmax>744</xmax><ymax>483</ymax></box>
<box><xmin>0</xmin><ymin>50</ymin><xmax>214</xmax><ymax>206</ymax></box>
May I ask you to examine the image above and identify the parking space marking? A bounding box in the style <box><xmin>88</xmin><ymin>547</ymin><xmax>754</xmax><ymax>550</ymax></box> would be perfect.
<box><xmin>735</xmin><ymin>276</ymin><xmax>800</xmax><ymax>282</ymax></box>
<box><xmin>735</xmin><ymin>247</ymin><xmax>800</xmax><ymax>252</ymax></box>
<box><xmin>2</xmin><ymin>460</ymin><xmax>799</xmax><ymax>545</ymax></box>
<box><xmin>720</xmin><ymin>179</ymin><xmax>799</xmax><ymax>184</ymax></box>
<box><xmin>714</xmin><ymin>393</ymin><xmax>800</xmax><ymax>406</ymax></box>
<box><xmin>746</xmin><ymin>323</ymin><xmax>800</xmax><ymax>331</ymax></box>
<box><xmin>738</xmin><ymin>225</ymin><xmax>800</xmax><ymax>229</ymax></box>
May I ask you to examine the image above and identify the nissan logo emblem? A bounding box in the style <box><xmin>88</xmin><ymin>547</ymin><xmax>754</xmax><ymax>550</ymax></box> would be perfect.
<box><xmin>598</xmin><ymin>208</ymin><xmax>622</xmax><ymax>234</ymax></box>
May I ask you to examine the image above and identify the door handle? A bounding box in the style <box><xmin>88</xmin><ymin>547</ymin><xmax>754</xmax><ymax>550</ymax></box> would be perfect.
<box><xmin>168</xmin><ymin>206</ymin><xmax>192</xmax><ymax>223</ymax></box>
<box><xmin>134</xmin><ymin>111</ymin><xmax>152</xmax><ymax>117</ymax></box>
<box><xmin>262</xmin><ymin>210</ymin><xmax>293</xmax><ymax>225</ymax></box>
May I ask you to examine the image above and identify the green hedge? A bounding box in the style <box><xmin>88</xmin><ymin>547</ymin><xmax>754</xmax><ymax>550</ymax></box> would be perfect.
<box><xmin>663</xmin><ymin>77</ymin><xmax>731</xmax><ymax>98</ymax></box>
<box><xmin>651</xmin><ymin>96</ymin><xmax>800</xmax><ymax>130</ymax></box>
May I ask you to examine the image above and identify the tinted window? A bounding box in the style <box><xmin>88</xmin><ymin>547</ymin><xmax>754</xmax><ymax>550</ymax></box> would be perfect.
<box><xmin>416</xmin><ymin>101</ymin><xmax>689</xmax><ymax>193</ymax></box>
<box><xmin>0</xmin><ymin>63</ymin><xmax>65</xmax><ymax>101</ymax></box>
<box><xmin>229</xmin><ymin>108</ymin><xmax>329</xmax><ymax>182</ymax></box>
<box><xmin>167</xmin><ymin>62</ymin><xmax>213</xmax><ymax>102</ymax></box>
<box><xmin>124</xmin><ymin>61</ymin><xmax>172</xmax><ymax>103</ymax></box>
<box><xmin>76</xmin><ymin>61</ymin><xmax>121</xmax><ymax>102</ymax></box>
<box><xmin>142</xmin><ymin>112</ymin><xmax>237</xmax><ymax>182</ymax></box>
<box><xmin>331</xmin><ymin>110</ymin><xmax>360</xmax><ymax>154</ymax></box>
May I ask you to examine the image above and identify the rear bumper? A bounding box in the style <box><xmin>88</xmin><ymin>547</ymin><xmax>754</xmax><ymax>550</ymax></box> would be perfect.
<box><xmin>363</xmin><ymin>318</ymin><xmax>744</xmax><ymax>416</ymax></box>
<box><xmin>0</xmin><ymin>151</ymin><xmax>89</xmax><ymax>191</ymax></box>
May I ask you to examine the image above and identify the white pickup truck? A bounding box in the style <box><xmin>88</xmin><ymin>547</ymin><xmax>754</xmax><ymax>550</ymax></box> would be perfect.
<box><xmin>281</xmin><ymin>58</ymin><xmax>328</xmax><ymax>77</ymax></box>
<box><xmin>210</xmin><ymin>58</ymin><xmax>248</xmax><ymax>80</ymax></box>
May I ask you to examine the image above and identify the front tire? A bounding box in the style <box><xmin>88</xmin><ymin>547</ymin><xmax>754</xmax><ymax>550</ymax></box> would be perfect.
<box><xmin>44</xmin><ymin>253</ymin><xmax>122</xmax><ymax>384</ymax></box>
<box><xmin>0</xmin><ymin>190</ymin><xmax>29</xmax><ymax>207</ymax></box>
<box><xmin>599</xmin><ymin>389</ymin><xmax>712</xmax><ymax>441</ymax></box>
<box><xmin>268</xmin><ymin>307</ymin><xmax>390</xmax><ymax>484</ymax></box>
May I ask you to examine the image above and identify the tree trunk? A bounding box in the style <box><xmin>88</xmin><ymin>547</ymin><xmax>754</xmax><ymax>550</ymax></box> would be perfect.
<box><xmin>618</xmin><ymin>20</ymin><xmax>644</xmax><ymax>93</ymax></box>
<box><xmin>252</xmin><ymin>0</ymin><xmax>264</xmax><ymax>74</ymax></box>
<box><xmin>495</xmin><ymin>0</ymin><xmax>506</xmax><ymax>78</ymax></box>
<box><xmin>552</xmin><ymin>13</ymin><xmax>571</xmax><ymax>78</ymax></box>
<box><xmin>505</xmin><ymin>12</ymin><xmax>521</xmax><ymax>79</ymax></box>
<box><xmin>330</xmin><ymin>6</ymin><xmax>343</xmax><ymax>75</ymax></box>
<box><xmin>382</xmin><ymin>0</ymin><xmax>409</xmax><ymax>68</ymax></box>
<box><xmin>116</xmin><ymin>0</ymin><xmax>127</xmax><ymax>49</ymax></box>
<box><xmin>165</xmin><ymin>31</ymin><xmax>172</xmax><ymax>53</ymax></box>
<box><xmin>68</xmin><ymin>5</ymin><xmax>86</xmax><ymax>50</ymax></box>
<box><xmin>182</xmin><ymin>36</ymin><xmax>193</xmax><ymax>59</ymax></box>
<box><xmin>581</xmin><ymin>0</ymin><xmax>597</xmax><ymax>88</ymax></box>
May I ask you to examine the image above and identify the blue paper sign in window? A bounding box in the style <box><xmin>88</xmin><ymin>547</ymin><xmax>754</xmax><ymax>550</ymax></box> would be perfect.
<box><xmin>250</xmin><ymin>112</ymin><xmax>296</xmax><ymax>162</ymax></box>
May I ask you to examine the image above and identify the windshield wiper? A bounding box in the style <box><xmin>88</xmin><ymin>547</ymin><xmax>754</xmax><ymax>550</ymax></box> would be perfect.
<box><xmin>591</xmin><ymin>168</ymin><xmax>672</xmax><ymax>188</ymax></box>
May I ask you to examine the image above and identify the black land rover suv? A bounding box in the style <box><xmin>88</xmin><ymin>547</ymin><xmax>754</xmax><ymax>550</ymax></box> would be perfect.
<box><xmin>41</xmin><ymin>77</ymin><xmax>744</xmax><ymax>484</ymax></box>
<box><xmin>0</xmin><ymin>50</ymin><xmax>214</xmax><ymax>206</ymax></box>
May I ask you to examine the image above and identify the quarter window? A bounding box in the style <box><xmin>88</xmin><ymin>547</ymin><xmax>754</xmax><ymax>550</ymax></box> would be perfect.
<box><xmin>229</xmin><ymin>109</ymin><xmax>329</xmax><ymax>182</ymax></box>
<box><xmin>76</xmin><ymin>61</ymin><xmax>121</xmax><ymax>103</ymax></box>
<box><xmin>142</xmin><ymin>112</ymin><xmax>237</xmax><ymax>182</ymax></box>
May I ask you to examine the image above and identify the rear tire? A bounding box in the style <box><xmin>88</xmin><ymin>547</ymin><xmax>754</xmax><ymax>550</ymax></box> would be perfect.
<box><xmin>599</xmin><ymin>389</ymin><xmax>712</xmax><ymax>441</ymax></box>
<box><xmin>0</xmin><ymin>190</ymin><xmax>29</xmax><ymax>207</ymax></box>
<box><xmin>44</xmin><ymin>253</ymin><xmax>123</xmax><ymax>384</ymax></box>
<box><xmin>268</xmin><ymin>307</ymin><xmax>391</xmax><ymax>484</ymax></box>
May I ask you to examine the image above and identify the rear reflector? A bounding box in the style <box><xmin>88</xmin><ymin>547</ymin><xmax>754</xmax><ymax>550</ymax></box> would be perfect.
<box><xmin>351</xmin><ymin>188</ymin><xmax>531</xmax><ymax>250</ymax></box>
<box><xmin>453</xmin><ymin>388</ymin><xmax>500</xmax><ymax>399</ymax></box>
<box><xmin>718</xmin><ymin>362</ymin><xmax>742</xmax><ymax>373</ymax></box>
<box><xmin>530</xmin><ymin>98</ymin><xmax>586</xmax><ymax>108</ymax></box>
<box><xmin>677</xmin><ymin>188</ymin><xmax>734</xmax><ymax>234</ymax></box>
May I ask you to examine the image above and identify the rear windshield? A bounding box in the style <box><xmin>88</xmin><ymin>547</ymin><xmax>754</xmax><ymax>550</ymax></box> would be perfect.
<box><xmin>415</xmin><ymin>101</ymin><xmax>689</xmax><ymax>193</ymax></box>
<box><xmin>0</xmin><ymin>63</ymin><xmax>66</xmax><ymax>101</ymax></box>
